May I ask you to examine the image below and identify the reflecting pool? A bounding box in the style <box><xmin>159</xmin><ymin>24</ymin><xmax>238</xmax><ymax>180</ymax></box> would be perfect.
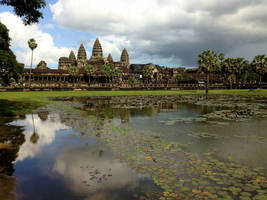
<box><xmin>0</xmin><ymin>95</ymin><xmax>267</xmax><ymax>200</ymax></box>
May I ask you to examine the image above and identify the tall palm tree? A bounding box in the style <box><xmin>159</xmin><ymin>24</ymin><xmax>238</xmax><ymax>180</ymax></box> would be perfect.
<box><xmin>239</xmin><ymin>60</ymin><xmax>250</xmax><ymax>85</ymax></box>
<box><xmin>142</xmin><ymin>65</ymin><xmax>153</xmax><ymax>84</ymax></box>
<box><xmin>112</xmin><ymin>68</ymin><xmax>122</xmax><ymax>84</ymax></box>
<box><xmin>68</xmin><ymin>66</ymin><xmax>78</xmax><ymax>86</ymax></box>
<box><xmin>107</xmin><ymin>63</ymin><xmax>116</xmax><ymax>83</ymax></box>
<box><xmin>84</xmin><ymin>64</ymin><xmax>96</xmax><ymax>85</ymax></box>
<box><xmin>197</xmin><ymin>50</ymin><xmax>220</xmax><ymax>96</ymax></box>
<box><xmin>101</xmin><ymin>64</ymin><xmax>112</xmax><ymax>83</ymax></box>
<box><xmin>242</xmin><ymin>61</ymin><xmax>256</xmax><ymax>88</ymax></box>
<box><xmin>233</xmin><ymin>57</ymin><xmax>247</xmax><ymax>88</ymax></box>
<box><xmin>30</xmin><ymin>113</ymin><xmax>39</xmax><ymax>144</ymax></box>
<box><xmin>28</xmin><ymin>38</ymin><xmax>38</xmax><ymax>85</ymax></box>
<box><xmin>175</xmin><ymin>73</ymin><xmax>183</xmax><ymax>84</ymax></box>
<box><xmin>222</xmin><ymin>58</ymin><xmax>235</xmax><ymax>89</ymax></box>
<box><xmin>251</xmin><ymin>55</ymin><xmax>267</xmax><ymax>88</ymax></box>
<box><xmin>216</xmin><ymin>53</ymin><xmax>226</xmax><ymax>84</ymax></box>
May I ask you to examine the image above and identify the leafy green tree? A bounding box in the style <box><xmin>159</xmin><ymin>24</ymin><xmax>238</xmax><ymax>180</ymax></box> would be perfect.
<box><xmin>142</xmin><ymin>65</ymin><xmax>153</xmax><ymax>83</ymax></box>
<box><xmin>0</xmin><ymin>21</ymin><xmax>22</xmax><ymax>86</ymax></box>
<box><xmin>68</xmin><ymin>66</ymin><xmax>78</xmax><ymax>85</ymax></box>
<box><xmin>0</xmin><ymin>0</ymin><xmax>46</xmax><ymax>25</ymax></box>
<box><xmin>84</xmin><ymin>64</ymin><xmax>96</xmax><ymax>85</ymax></box>
<box><xmin>251</xmin><ymin>55</ymin><xmax>267</xmax><ymax>88</ymax></box>
<box><xmin>197</xmin><ymin>50</ymin><xmax>220</xmax><ymax>95</ymax></box>
<box><xmin>28</xmin><ymin>38</ymin><xmax>38</xmax><ymax>85</ymax></box>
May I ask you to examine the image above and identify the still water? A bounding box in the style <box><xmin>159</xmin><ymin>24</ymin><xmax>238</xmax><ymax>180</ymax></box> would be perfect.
<box><xmin>0</xmin><ymin>95</ymin><xmax>267</xmax><ymax>200</ymax></box>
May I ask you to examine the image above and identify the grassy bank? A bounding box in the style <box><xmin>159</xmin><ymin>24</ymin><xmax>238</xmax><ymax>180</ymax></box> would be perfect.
<box><xmin>1</xmin><ymin>89</ymin><xmax>267</xmax><ymax>116</ymax></box>
<box><xmin>1</xmin><ymin>89</ymin><xmax>267</xmax><ymax>101</ymax></box>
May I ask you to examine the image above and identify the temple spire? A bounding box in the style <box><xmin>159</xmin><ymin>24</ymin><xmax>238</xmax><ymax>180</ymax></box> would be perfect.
<box><xmin>92</xmin><ymin>38</ymin><xmax>103</xmax><ymax>57</ymax></box>
<box><xmin>69</xmin><ymin>50</ymin><xmax>76</xmax><ymax>61</ymax></box>
<box><xmin>77</xmin><ymin>44</ymin><xmax>87</xmax><ymax>60</ymax></box>
<box><xmin>120</xmin><ymin>48</ymin><xmax>129</xmax><ymax>64</ymax></box>
<box><xmin>107</xmin><ymin>53</ymin><xmax>113</xmax><ymax>62</ymax></box>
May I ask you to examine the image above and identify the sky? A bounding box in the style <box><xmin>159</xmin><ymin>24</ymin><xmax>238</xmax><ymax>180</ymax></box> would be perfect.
<box><xmin>1</xmin><ymin>0</ymin><xmax>267</xmax><ymax>69</ymax></box>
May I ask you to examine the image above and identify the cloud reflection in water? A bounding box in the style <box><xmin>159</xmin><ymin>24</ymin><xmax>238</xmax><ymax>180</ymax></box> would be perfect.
<box><xmin>10</xmin><ymin>114</ymin><xmax>69</xmax><ymax>162</ymax></box>
<box><xmin>53</xmin><ymin>145</ymin><xmax>147</xmax><ymax>199</ymax></box>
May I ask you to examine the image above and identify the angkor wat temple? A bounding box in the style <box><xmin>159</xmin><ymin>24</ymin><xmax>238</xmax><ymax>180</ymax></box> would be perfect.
<box><xmin>58</xmin><ymin>38</ymin><xmax>130</xmax><ymax>71</ymax></box>
<box><xmin>15</xmin><ymin>38</ymin><xmax>216</xmax><ymax>90</ymax></box>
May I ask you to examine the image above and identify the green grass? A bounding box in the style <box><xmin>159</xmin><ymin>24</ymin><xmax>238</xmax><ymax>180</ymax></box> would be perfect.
<box><xmin>1</xmin><ymin>89</ymin><xmax>267</xmax><ymax>116</ymax></box>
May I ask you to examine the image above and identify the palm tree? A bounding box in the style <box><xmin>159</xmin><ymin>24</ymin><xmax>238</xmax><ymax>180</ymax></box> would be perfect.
<box><xmin>101</xmin><ymin>64</ymin><xmax>112</xmax><ymax>83</ymax></box>
<box><xmin>197</xmin><ymin>50</ymin><xmax>220</xmax><ymax>96</ymax></box>
<box><xmin>233</xmin><ymin>58</ymin><xmax>247</xmax><ymax>88</ymax></box>
<box><xmin>28</xmin><ymin>38</ymin><xmax>38</xmax><ymax>85</ymax></box>
<box><xmin>84</xmin><ymin>64</ymin><xmax>96</xmax><ymax>85</ymax></box>
<box><xmin>217</xmin><ymin>53</ymin><xmax>225</xmax><ymax>84</ymax></box>
<box><xmin>30</xmin><ymin>113</ymin><xmax>39</xmax><ymax>144</ymax></box>
<box><xmin>175</xmin><ymin>73</ymin><xmax>183</xmax><ymax>84</ymax></box>
<box><xmin>251</xmin><ymin>55</ymin><xmax>267</xmax><ymax>88</ymax></box>
<box><xmin>218</xmin><ymin>53</ymin><xmax>225</xmax><ymax>62</ymax></box>
<box><xmin>142</xmin><ymin>65</ymin><xmax>153</xmax><ymax>84</ymax></box>
<box><xmin>239</xmin><ymin>59</ymin><xmax>250</xmax><ymax>85</ymax></box>
<box><xmin>222</xmin><ymin>58</ymin><xmax>236</xmax><ymax>89</ymax></box>
<box><xmin>112</xmin><ymin>68</ymin><xmax>122</xmax><ymax>84</ymax></box>
<box><xmin>68</xmin><ymin>66</ymin><xmax>78</xmax><ymax>86</ymax></box>
<box><xmin>128</xmin><ymin>77</ymin><xmax>137</xmax><ymax>87</ymax></box>
<box><xmin>107</xmin><ymin>63</ymin><xmax>116</xmax><ymax>83</ymax></box>
<box><xmin>243</xmin><ymin>62</ymin><xmax>257</xmax><ymax>88</ymax></box>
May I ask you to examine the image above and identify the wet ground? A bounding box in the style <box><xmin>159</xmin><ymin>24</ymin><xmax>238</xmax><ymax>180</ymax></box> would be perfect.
<box><xmin>0</xmin><ymin>95</ymin><xmax>267</xmax><ymax>200</ymax></box>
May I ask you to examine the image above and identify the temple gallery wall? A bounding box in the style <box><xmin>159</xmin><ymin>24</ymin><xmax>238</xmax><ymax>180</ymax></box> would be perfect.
<box><xmin>9</xmin><ymin>38</ymin><xmax>224</xmax><ymax>90</ymax></box>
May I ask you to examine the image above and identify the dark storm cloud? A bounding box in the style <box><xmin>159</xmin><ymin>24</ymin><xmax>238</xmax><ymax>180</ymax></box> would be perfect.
<box><xmin>51</xmin><ymin>0</ymin><xmax>267</xmax><ymax>67</ymax></box>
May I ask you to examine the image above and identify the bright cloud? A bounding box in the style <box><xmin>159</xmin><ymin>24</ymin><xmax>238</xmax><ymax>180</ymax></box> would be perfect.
<box><xmin>53</xmin><ymin>145</ymin><xmax>145</xmax><ymax>198</ymax></box>
<box><xmin>50</xmin><ymin>0</ymin><xmax>267</xmax><ymax>67</ymax></box>
<box><xmin>0</xmin><ymin>12</ymin><xmax>71</xmax><ymax>67</ymax></box>
<box><xmin>10</xmin><ymin>113</ymin><xmax>69</xmax><ymax>162</ymax></box>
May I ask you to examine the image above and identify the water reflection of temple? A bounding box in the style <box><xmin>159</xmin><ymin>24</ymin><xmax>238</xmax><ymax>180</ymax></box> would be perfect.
<box><xmin>61</xmin><ymin>96</ymin><xmax>181</xmax><ymax>124</ymax></box>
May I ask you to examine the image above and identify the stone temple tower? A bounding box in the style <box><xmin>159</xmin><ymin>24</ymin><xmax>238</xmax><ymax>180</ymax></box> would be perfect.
<box><xmin>107</xmin><ymin>53</ymin><xmax>113</xmax><ymax>63</ymax></box>
<box><xmin>69</xmin><ymin>50</ymin><xmax>76</xmax><ymax>66</ymax></box>
<box><xmin>77</xmin><ymin>44</ymin><xmax>87</xmax><ymax>69</ymax></box>
<box><xmin>120</xmin><ymin>48</ymin><xmax>130</xmax><ymax>68</ymax></box>
<box><xmin>89</xmin><ymin>38</ymin><xmax>105</xmax><ymax>63</ymax></box>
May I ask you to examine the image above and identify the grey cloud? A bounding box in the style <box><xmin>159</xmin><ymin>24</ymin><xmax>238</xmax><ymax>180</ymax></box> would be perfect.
<box><xmin>183</xmin><ymin>0</ymin><xmax>263</xmax><ymax>16</ymax></box>
<box><xmin>51</xmin><ymin>0</ymin><xmax>267</xmax><ymax>67</ymax></box>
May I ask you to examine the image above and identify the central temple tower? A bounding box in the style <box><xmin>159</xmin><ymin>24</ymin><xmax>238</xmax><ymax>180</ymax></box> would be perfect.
<box><xmin>89</xmin><ymin>38</ymin><xmax>105</xmax><ymax>63</ymax></box>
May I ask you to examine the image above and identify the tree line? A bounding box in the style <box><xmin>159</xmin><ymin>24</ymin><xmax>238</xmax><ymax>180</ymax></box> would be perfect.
<box><xmin>197</xmin><ymin>50</ymin><xmax>267</xmax><ymax>94</ymax></box>
<box><xmin>68</xmin><ymin>63</ymin><xmax>122</xmax><ymax>85</ymax></box>
<box><xmin>67</xmin><ymin>63</ymin><xmax>156</xmax><ymax>86</ymax></box>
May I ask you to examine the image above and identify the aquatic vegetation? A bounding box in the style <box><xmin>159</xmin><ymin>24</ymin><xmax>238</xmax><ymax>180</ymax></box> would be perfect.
<box><xmin>2</xmin><ymin>94</ymin><xmax>267</xmax><ymax>199</ymax></box>
<box><xmin>47</xmin><ymin>96</ymin><xmax>267</xmax><ymax>200</ymax></box>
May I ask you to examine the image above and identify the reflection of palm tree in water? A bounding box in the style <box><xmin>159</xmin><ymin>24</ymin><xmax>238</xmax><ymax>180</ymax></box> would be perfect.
<box><xmin>30</xmin><ymin>113</ymin><xmax>39</xmax><ymax>144</ymax></box>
